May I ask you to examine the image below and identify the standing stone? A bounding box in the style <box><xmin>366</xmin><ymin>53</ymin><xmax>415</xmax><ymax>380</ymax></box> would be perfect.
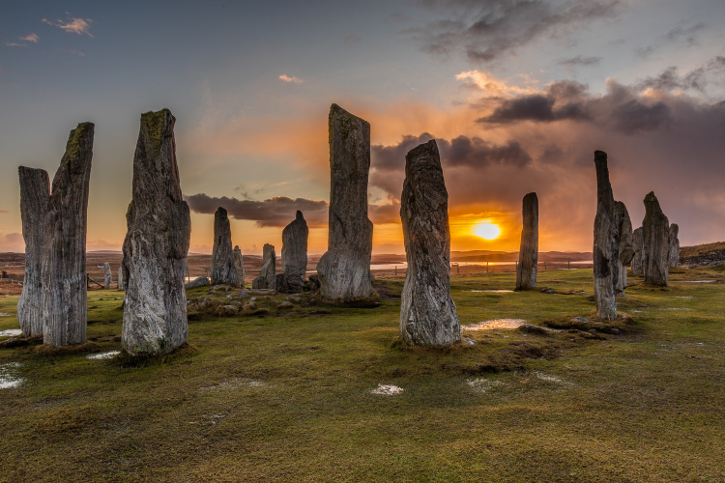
<box><xmin>122</xmin><ymin>109</ymin><xmax>191</xmax><ymax>356</ymax></box>
<box><xmin>17</xmin><ymin>167</ymin><xmax>50</xmax><ymax>337</ymax></box>
<box><xmin>282</xmin><ymin>210</ymin><xmax>308</xmax><ymax>294</ymax></box>
<box><xmin>252</xmin><ymin>244</ymin><xmax>276</xmax><ymax>290</ymax></box>
<box><xmin>42</xmin><ymin>123</ymin><xmax>94</xmax><ymax>346</ymax></box>
<box><xmin>399</xmin><ymin>140</ymin><xmax>460</xmax><ymax>346</ymax></box>
<box><xmin>592</xmin><ymin>151</ymin><xmax>618</xmax><ymax>321</ymax></box>
<box><xmin>317</xmin><ymin>104</ymin><xmax>377</xmax><ymax>304</ymax></box>
<box><xmin>103</xmin><ymin>263</ymin><xmax>112</xmax><ymax>290</ymax></box>
<box><xmin>210</xmin><ymin>207</ymin><xmax>241</xmax><ymax>285</ymax></box>
<box><xmin>118</xmin><ymin>265</ymin><xmax>125</xmax><ymax>291</ymax></box>
<box><xmin>234</xmin><ymin>245</ymin><xmax>245</xmax><ymax>287</ymax></box>
<box><xmin>668</xmin><ymin>223</ymin><xmax>680</xmax><ymax>268</ymax></box>
<box><xmin>631</xmin><ymin>227</ymin><xmax>644</xmax><ymax>275</ymax></box>
<box><xmin>515</xmin><ymin>192</ymin><xmax>538</xmax><ymax>291</ymax></box>
<box><xmin>643</xmin><ymin>191</ymin><xmax>670</xmax><ymax>286</ymax></box>
<box><xmin>615</xmin><ymin>201</ymin><xmax>634</xmax><ymax>296</ymax></box>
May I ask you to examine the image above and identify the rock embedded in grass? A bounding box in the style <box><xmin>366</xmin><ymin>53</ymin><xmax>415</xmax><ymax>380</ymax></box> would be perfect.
<box><xmin>211</xmin><ymin>207</ymin><xmax>241</xmax><ymax>286</ymax></box>
<box><xmin>516</xmin><ymin>192</ymin><xmax>538</xmax><ymax>290</ymax></box>
<box><xmin>399</xmin><ymin>139</ymin><xmax>460</xmax><ymax>346</ymax></box>
<box><xmin>592</xmin><ymin>150</ymin><xmax>618</xmax><ymax>321</ymax></box>
<box><xmin>185</xmin><ymin>276</ymin><xmax>210</xmax><ymax>289</ymax></box>
<box><xmin>281</xmin><ymin>210</ymin><xmax>308</xmax><ymax>293</ymax></box>
<box><xmin>122</xmin><ymin>109</ymin><xmax>191</xmax><ymax>356</ymax></box>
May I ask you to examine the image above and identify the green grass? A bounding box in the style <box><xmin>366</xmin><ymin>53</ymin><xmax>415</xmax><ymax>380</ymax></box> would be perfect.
<box><xmin>1</xmin><ymin>268</ymin><xmax>724</xmax><ymax>482</ymax></box>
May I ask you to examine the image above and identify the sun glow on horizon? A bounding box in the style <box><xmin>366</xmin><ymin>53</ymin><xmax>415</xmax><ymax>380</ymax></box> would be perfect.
<box><xmin>473</xmin><ymin>221</ymin><xmax>501</xmax><ymax>241</ymax></box>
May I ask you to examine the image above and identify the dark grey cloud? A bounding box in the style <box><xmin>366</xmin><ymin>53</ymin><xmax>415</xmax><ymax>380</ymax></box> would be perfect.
<box><xmin>636</xmin><ymin>22</ymin><xmax>706</xmax><ymax>58</ymax></box>
<box><xmin>406</xmin><ymin>0</ymin><xmax>621</xmax><ymax>63</ymax></box>
<box><xmin>636</xmin><ymin>57</ymin><xmax>725</xmax><ymax>93</ymax></box>
<box><xmin>560</xmin><ymin>55</ymin><xmax>602</xmax><ymax>67</ymax></box>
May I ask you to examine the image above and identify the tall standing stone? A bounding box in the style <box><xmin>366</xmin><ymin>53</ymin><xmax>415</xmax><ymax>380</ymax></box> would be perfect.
<box><xmin>252</xmin><ymin>244</ymin><xmax>276</xmax><ymax>290</ymax></box>
<box><xmin>399</xmin><ymin>140</ymin><xmax>459</xmax><ymax>345</ymax></box>
<box><xmin>316</xmin><ymin>104</ymin><xmax>377</xmax><ymax>305</ymax></box>
<box><xmin>515</xmin><ymin>192</ymin><xmax>538</xmax><ymax>291</ymax></box>
<box><xmin>122</xmin><ymin>109</ymin><xmax>191</xmax><ymax>356</ymax></box>
<box><xmin>17</xmin><ymin>167</ymin><xmax>50</xmax><ymax>337</ymax></box>
<box><xmin>282</xmin><ymin>211</ymin><xmax>308</xmax><ymax>294</ymax></box>
<box><xmin>234</xmin><ymin>245</ymin><xmax>244</xmax><ymax>286</ymax></box>
<box><xmin>118</xmin><ymin>265</ymin><xmax>125</xmax><ymax>291</ymax></box>
<box><xmin>103</xmin><ymin>262</ymin><xmax>112</xmax><ymax>290</ymax></box>
<box><xmin>592</xmin><ymin>151</ymin><xmax>618</xmax><ymax>321</ymax></box>
<box><xmin>615</xmin><ymin>201</ymin><xmax>634</xmax><ymax>296</ymax></box>
<box><xmin>42</xmin><ymin>123</ymin><xmax>94</xmax><ymax>346</ymax></box>
<box><xmin>668</xmin><ymin>223</ymin><xmax>680</xmax><ymax>268</ymax></box>
<box><xmin>210</xmin><ymin>207</ymin><xmax>240</xmax><ymax>285</ymax></box>
<box><xmin>631</xmin><ymin>227</ymin><xmax>644</xmax><ymax>275</ymax></box>
<box><xmin>643</xmin><ymin>191</ymin><xmax>669</xmax><ymax>286</ymax></box>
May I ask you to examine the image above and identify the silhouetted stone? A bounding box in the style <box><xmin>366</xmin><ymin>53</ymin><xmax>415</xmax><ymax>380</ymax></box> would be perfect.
<box><xmin>669</xmin><ymin>223</ymin><xmax>680</xmax><ymax>268</ymax></box>
<box><xmin>252</xmin><ymin>244</ymin><xmax>276</xmax><ymax>290</ymax></box>
<box><xmin>103</xmin><ymin>263</ymin><xmax>112</xmax><ymax>290</ymax></box>
<box><xmin>643</xmin><ymin>191</ymin><xmax>669</xmax><ymax>286</ymax></box>
<box><xmin>210</xmin><ymin>207</ymin><xmax>240</xmax><ymax>285</ymax></box>
<box><xmin>17</xmin><ymin>167</ymin><xmax>50</xmax><ymax>337</ymax></box>
<box><xmin>185</xmin><ymin>276</ymin><xmax>210</xmax><ymax>289</ymax></box>
<box><xmin>282</xmin><ymin>210</ymin><xmax>308</xmax><ymax>294</ymax></box>
<box><xmin>317</xmin><ymin>104</ymin><xmax>377</xmax><ymax>305</ymax></box>
<box><xmin>399</xmin><ymin>140</ymin><xmax>459</xmax><ymax>346</ymax></box>
<box><xmin>122</xmin><ymin>109</ymin><xmax>191</xmax><ymax>356</ymax></box>
<box><xmin>234</xmin><ymin>245</ymin><xmax>244</xmax><ymax>286</ymax></box>
<box><xmin>42</xmin><ymin>123</ymin><xmax>94</xmax><ymax>346</ymax></box>
<box><xmin>615</xmin><ymin>201</ymin><xmax>634</xmax><ymax>296</ymax></box>
<box><xmin>516</xmin><ymin>192</ymin><xmax>538</xmax><ymax>291</ymax></box>
<box><xmin>631</xmin><ymin>227</ymin><xmax>644</xmax><ymax>275</ymax></box>
<box><xmin>118</xmin><ymin>265</ymin><xmax>125</xmax><ymax>291</ymax></box>
<box><xmin>592</xmin><ymin>151</ymin><xmax>618</xmax><ymax>321</ymax></box>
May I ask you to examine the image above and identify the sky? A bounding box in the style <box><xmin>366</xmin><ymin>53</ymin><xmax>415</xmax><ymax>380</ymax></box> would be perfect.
<box><xmin>1</xmin><ymin>0</ymin><xmax>724</xmax><ymax>255</ymax></box>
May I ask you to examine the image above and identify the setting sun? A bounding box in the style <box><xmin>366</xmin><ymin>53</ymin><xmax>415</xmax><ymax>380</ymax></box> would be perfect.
<box><xmin>473</xmin><ymin>221</ymin><xmax>501</xmax><ymax>240</ymax></box>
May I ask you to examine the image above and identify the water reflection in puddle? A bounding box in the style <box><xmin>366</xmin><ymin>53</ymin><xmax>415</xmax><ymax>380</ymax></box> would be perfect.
<box><xmin>466</xmin><ymin>290</ymin><xmax>514</xmax><ymax>293</ymax></box>
<box><xmin>681</xmin><ymin>280</ymin><xmax>716</xmax><ymax>283</ymax></box>
<box><xmin>0</xmin><ymin>313</ymin><xmax>12</xmax><ymax>317</ymax></box>
<box><xmin>371</xmin><ymin>384</ymin><xmax>403</xmax><ymax>395</ymax></box>
<box><xmin>85</xmin><ymin>351</ymin><xmax>120</xmax><ymax>360</ymax></box>
<box><xmin>462</xmin><ymin>319</ymin><xmax>527</xmax><ymax>331</ymax></box>
<box><xmin>0</xmin><ymin>362</ymin><xmax>24</xmax><ymax>389</ymax></box>
<box><xmin>0</xmin><ymin>329</ymin><xmax>22</xmax><ymax>337</ymax></box>
<box><xmin>467</xmin><ymin>378</ymin><xmax>505</xmax><ymax>393</ymax></box>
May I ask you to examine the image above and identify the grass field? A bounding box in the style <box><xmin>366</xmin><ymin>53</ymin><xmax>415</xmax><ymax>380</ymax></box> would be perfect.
<box><xmin>1</xmin><ymin>267</ymin><xmax>724</xmax><ymax>482</ymax></box>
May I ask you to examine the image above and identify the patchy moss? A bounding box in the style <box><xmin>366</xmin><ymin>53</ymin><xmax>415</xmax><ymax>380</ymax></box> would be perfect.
<box><xmin>140</xmin><ymin>109</ymin><xmax>170</xmax><ymax>154</ymax></box>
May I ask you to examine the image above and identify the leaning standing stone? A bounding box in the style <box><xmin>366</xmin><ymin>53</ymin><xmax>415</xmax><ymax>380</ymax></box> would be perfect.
<box><xmin>122</xmin><ymin>109</ymin><xmax>191</xmax><ymax>356</ymax></box>
<box><xmin>399</xmin><ymin>140</ymin><xmax>460</xmax><ymax>346</ymax></box>
<box><xmin>668</xmin><ymin>223</ymin><xmax>680</xmax><ymax>268</ymax></box>
<box><xmin>234</xmin><ymin>245</ymin><xmax>244</xmax><ymax>286</ymax></box>
<box><xmin>103</xmin><ymin>263</ymin><xmax>112</xmax><ymax>290</ymax></box>
<box><xmin>592</xmin><ymin>151</ymin><xmax>618</xmax><ymax>321</ymax></box>
<box><xmin>631</xmin><ymin>227</ymin><xmax>644</xmax><ymax>275</ymax></box>
<box><xmin>282</xmin><ymin>210</ymin><xmax>308</xmax><ymax>294</ymax></box>
<box><xmin>615</xmin><ymin>201</ymin><xmax>634</xmax><ymax>296</ymax></box>
<box><xmin>643</xmin><ymin>191</ymin><xmax>669</xmax><ymax>286</ymax></box>
<box><xmin>42</xmin><ymin>123</ymin><xmax>94</xmax><ymax>346</ymax></box>
<box><xmin>515</xmin><ymin>192</ymin><xmax>538</xmax><ymax>290</ymax></box>
<box><xmin>210</xmin><ymin>207</ymin><xmax>241</xmax><ymax>285</ymax></box>
<box><xmin>317</xmin><ymin>104</ymin><xmax>377</xmax><ymax>305</ymax></box>
<box><xmin>252</xmin><ymin>244</ymin><xmax>276</xmax><ymax>290</ymax></box>
<box><xmin>17</xmin><ymin>167</ymin><xmax>50</xmax><ymax>337</ymax></box>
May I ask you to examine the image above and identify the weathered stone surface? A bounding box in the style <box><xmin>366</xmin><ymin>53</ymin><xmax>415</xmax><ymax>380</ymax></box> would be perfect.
<box><xmin>42</xmin><ymin>123</ymin><xmax>94</xmax><ymax>346</ymax></box>
<box><xmin>668</xmin><ymin>223</ymin><xmax>680</xmax><ymax>268</ymax></box>
<box><xmin>631</xmin><ymin>227</ymin><xmax>644</xmax><ymax>275</ymax></box>
<box><xmin>399</xmin><ymin>140</ymin><xmax>459</xmax><ymax>346</ymax></box>
<box><xmin>282</xmin><ymin>210</ymin><xmax>308</xmax><ymax>294</ymax></box>
<box><xmin>252</xmin><ymin>244</ymin><xmax>276</xmax><ymax>290</ymax></box>
<box><xmin>515</xmin><ymin>192</ymin><xmax>538</xmax><ymax>291</ymax></box>
<box><xmin>615</xmin><ymin>201</ymin><xmax>634</xmax><ymax>296</ymax></box>
<box><xmin>592</xmin><ymin>151</ymin><xmax>618</xmax><ymax>321</ymax></box>
<box><xmin>118</xmin><ymin>265</ymin><xmax>125</xmax><ymax>291</ymax></box>
<box><xmin>185</xmin><ymin>276</ymin><xmax>210</xmax><ymax>289</ymax></box>
<box><xmin>210</xmin><ymin>207</ymin><xmax>240</xmax><ymax>285</ymax></box>
<box><xmin>317</xmin><ymin>104</ymin><xmax>377</xmax><ymax>304</ymax></box>
<box><xmin>103</xmin><ymin>263</ymin><xmax>112</xmax><ymax>290</ymax></box>
<box><xmin>274</xmin><ymin>273</ymin><xmax>288</xmax><ymax>293</ymax></box>
<box><xmin>122</xmin><ymin>109</ymin><xmax>191</xmax><ymax>356</ymax></box>
<box><xmin>308</xmin><ymin>274</ymin><xmax>321</xmax><ymax>291</ymax></box>
<box><xmin>643</xmin><ymin>191</ymin><xmax>669</xmax><ymax>286</ymax></box>
<box><xmin>17</xmin><ymin>167</ymin><xmax>50</xmax><ymax>337</ymax></box>
<box><xmin>234</xmin><ymin>245</ymin><xmax>245</xmax><ymax>286</ymax></box>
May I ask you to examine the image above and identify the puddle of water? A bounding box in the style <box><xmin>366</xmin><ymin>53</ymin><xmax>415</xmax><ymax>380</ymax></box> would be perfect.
<box><xmin>661</xmin><ymin>308</ymin><xmax>693</xmax><ymax>311</ymax></box>
<box><xmin>201</xmin><ymin>378</ymin><xmax>264</xmax><ymax>391</ymax></box>
<box><xmin>467</xmin><ymin>378</ymin><xmax>505</xmax><ymax>394</ymax></box>
<box><xmin>674</xmin><ymin>296</ymin><xmax>694</xmax><ymax>299</ymax></box>
<box><xmin>681</xmin><ymin>280</ymin><xmax>716</xmax><ymax>283</ymax></box>
<box><xmin>466</xmin><ymin>290</ymin><xmax>514</xmax><ymax>293</ymax></box>
<box><xmin>0</xmin><ymin>362</ymin><xmax>24</xmax><ymax>389</ymax></box>
<box><xmin>0</xmin><ymin>329</ymin><xmax>22</xmax><ymax>337</ymax></box>
<box><xmin>0</xmin><ymin>313</ymin><xmax>12</xmax><ymax>317</ymax></box>
<box><xmin>85</xmin><ymin>351</ymin><xmax>120</xmax><ymax>360</ymax></box>
<box><xmin>370</xmin><ymin>384</ymin><xmax>403</xmax><ymax>395</ymax></box>
<box><xmin>535</xmin><ymin>372</ymin><xmax>565</xmax><ymax>384</ymax></box>
<box><xmin>462</xmin><ymin>319</ymin><xmax>527</xmax><ymax>331</ymax></box>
